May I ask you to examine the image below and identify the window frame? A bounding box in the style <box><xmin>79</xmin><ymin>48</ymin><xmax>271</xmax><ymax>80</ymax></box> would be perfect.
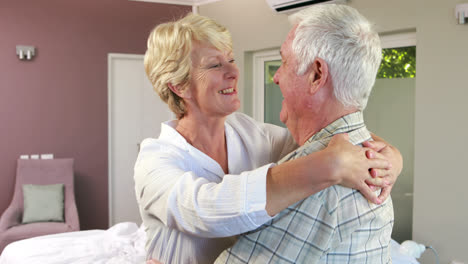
<box><xmin>252</xmin><ymin>49</ymin><xmax>281</xmax><ymax>123</ymax></box>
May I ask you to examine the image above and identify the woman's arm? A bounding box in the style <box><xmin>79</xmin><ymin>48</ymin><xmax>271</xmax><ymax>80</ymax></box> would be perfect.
<box><xmin>134</xmin><ymin>141</ymin><xmax>276</xmax><ymax>238</ymax></box>
<box><xmin>247</xmin><ymin>114</ymin><xmax>397</xmax><ymax>214</ymax></box>
<box><xmin>135</xmin><ymin>134</ymin><xmax>393</xmax><ymax>238</ymax></box>
<box><xmin>265</xmin><ymin>133</ymin><xmax>391</xmax><ymax>216</ymax></box>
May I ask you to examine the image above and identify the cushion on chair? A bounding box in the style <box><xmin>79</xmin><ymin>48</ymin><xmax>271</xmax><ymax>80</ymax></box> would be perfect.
<box><xmin>22</xmin><ymin>184</ymin><xmax>65</xmax><ymax>224</ymax></box>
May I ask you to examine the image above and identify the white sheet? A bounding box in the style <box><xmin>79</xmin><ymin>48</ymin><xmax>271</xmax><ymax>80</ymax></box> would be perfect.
<box><xmin>391</xmin><ymin>239</ymin><xmax>421</xmax><ymax>264</ymax></box>
<box><xmin>0</xmin><ymin>222</ymin><xmax>419</xmax><ymax>264</ymax></box>
<box><xmin>0</xmin><ymin>222</ymin><xmax>146</xmax><ymax>264</ymax></box>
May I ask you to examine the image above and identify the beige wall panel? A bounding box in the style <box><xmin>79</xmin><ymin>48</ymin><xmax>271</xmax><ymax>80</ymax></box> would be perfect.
<box><xmin>413</xmin><ymin>0</ymin><xmax>468</xmax><ymax>263</ymax></box>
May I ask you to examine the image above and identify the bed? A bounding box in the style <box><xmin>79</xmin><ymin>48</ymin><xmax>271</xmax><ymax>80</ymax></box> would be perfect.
<box><xmin>0</xmin><ymin>222</ymin><xmax>419</xmax><ymax>264</ymax></box>
<box><xmin>0</xmin><ymin>222</ymin><xmax>146</xmax><ymax>264</ymax></box>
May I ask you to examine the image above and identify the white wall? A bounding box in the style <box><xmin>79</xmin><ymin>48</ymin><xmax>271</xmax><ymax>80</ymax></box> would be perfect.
<box><xmin>412</xmin><ymin>1</ymin><xmax>468</xmax><ymax>263</ymax></box>
<box><xmin>200</xmin><ymin>0</ymin><xmax>468</xmax><ymax>263</ymax></box>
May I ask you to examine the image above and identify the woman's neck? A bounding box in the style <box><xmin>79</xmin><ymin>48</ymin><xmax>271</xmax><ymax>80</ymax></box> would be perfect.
<box><xmin>176</xmin><ymin>114</ymin><xmax>229</xmax><ymax>173</ymax></box>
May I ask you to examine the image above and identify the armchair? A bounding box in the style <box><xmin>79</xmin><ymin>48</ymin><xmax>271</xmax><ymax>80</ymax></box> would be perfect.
<box><xmin>0</xmin><ymin>158</ymin><xmax>79</xmax><ymax>254</ymax></box>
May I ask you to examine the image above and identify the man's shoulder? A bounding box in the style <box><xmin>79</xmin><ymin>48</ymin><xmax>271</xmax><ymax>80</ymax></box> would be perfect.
<box><xmin>304</xmin><ymin>185</ymin><xmax>390</xmax><ymax>216</ymax></box>
<box><xmin>302</xmin><ymin>185</ymin><xmax>356</xmax><ymax>215</ymax></box>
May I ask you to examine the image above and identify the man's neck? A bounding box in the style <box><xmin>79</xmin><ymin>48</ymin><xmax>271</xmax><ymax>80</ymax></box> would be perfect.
<box><xmin>295</xmin><ymin>107</ymin><xmax>359</xmax><ymax>146</ymax></box>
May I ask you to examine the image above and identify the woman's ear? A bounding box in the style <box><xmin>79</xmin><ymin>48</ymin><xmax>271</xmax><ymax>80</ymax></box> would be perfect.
<box><xmin>168</xmin><ymin>83</ymin><xmax>191</xmax><ymax>99</ymax></box>
<box><xmin>308</xmin><ymin>58</ymin><xmax>329</xmax><ymax>94</ymax></box>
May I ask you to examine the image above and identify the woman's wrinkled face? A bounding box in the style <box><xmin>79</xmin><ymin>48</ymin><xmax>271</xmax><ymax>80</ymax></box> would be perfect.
<box><xmin>185</xmin><ymin>42</ymin><xmax>240</xmax><ymax>118</ymax></box>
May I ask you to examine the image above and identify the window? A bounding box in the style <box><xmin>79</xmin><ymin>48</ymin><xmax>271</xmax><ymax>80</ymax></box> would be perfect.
<box><xmin>378</xmin><ymin>46</ymin><xmax>416</xmax><ymax>79</ymax></box>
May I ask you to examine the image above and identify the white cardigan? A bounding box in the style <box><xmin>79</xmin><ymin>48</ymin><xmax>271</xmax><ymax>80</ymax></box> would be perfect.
<box><xmin>134</xmin><ymin>112</ymin><xmax>296</xmax><ymax>264</ymax></box>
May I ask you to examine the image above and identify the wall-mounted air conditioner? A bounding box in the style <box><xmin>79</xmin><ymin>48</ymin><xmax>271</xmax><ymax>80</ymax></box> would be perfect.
<box><xmin>266</xmin><ymin>0</ymin><xmax>346</xmax><ymax>13</ymax></box>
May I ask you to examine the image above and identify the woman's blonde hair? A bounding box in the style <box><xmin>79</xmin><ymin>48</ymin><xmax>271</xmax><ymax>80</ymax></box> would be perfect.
<box><xmin>144</xmin><ymin>13</ymin><xmax>233</xmax><ymax>119</ymax></box>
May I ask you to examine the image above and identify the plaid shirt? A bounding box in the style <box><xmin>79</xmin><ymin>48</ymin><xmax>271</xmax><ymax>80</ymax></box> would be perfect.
<box><xmin>216</xmin><ymin>112</ymin><xmax>394</xmax><ymax>264</ymax></box>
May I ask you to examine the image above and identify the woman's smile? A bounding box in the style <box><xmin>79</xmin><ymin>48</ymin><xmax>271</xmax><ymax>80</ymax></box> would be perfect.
<box><xmin>218</xmin><ymin>88</ymin><xmax>236</xmax><ymax>94</ymax></box>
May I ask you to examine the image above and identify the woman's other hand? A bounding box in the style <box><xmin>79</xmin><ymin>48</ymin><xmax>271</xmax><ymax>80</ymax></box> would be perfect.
<box><xmin>363</xmin><ymin>135</ymin><xmax>403</xmax><ymax>203</ymax></box>
<box><xmin>326</xmin><ymin>133</ymin><xmax>392</xmax><ymax>204</ymax></box>
<box><xmin>265</xmin><ymin>133</ymin><xmax>395</xmax><ymax>216</ymax></box>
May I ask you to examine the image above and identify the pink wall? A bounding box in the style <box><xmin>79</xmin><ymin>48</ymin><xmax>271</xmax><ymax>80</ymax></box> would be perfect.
<box><xmin>0</xmin><ymin>0</ymin><xmax>190</xmax><ymax>230</ymax></box>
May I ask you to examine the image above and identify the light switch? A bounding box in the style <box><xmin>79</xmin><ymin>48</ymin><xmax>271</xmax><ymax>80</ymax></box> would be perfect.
<box><xmin>41</xmin><ymin>154</ymin><xmax>54</xmax><ymax>159</ymax></box>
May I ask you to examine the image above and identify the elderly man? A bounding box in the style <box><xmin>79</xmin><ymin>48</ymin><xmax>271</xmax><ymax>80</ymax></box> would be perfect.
<box><xmin>216</xmin><ymin>4</ymin><xmax>394</xmax><ymax>264</ymax></box>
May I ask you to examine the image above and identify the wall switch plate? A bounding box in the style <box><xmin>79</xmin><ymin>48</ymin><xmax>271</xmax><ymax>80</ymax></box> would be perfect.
<box><xmin>41</xmin><ymin>154</ymin><xmax>54</xmax><ymax>159</ymax></box>
<box><xmin>30</xmin><ymin>154</ymin><xmax>39</xmax><ymax>159</ymax></box>
<box><xmin>20</xmin><ymin>155</ymin><xmax>29</xmax><ymax>159</ymax></box>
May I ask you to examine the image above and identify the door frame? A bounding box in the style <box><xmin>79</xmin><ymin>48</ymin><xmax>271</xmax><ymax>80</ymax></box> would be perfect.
<box><xmin>107</xmin><ymin>53</ymin><xmax>144</xmax><ymax>227</ymax></box>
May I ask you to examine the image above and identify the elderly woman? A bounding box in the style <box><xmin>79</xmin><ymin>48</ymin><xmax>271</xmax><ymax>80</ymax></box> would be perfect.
<box><xmin>135</xmin><ymin>13</ymin><xmax>401</xmax><ymax>264</ymax></box>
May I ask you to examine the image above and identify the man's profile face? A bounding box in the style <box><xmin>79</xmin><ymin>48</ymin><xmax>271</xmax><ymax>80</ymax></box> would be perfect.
<box><xmin>273</xmin><ymin>26</ymin><xmax>311</xmax><ymax>129</ymax></box>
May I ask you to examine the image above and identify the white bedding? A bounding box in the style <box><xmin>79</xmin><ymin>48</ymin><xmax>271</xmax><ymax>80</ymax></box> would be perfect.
<box><xmin>390</xmin><ymin>239</ymin><xmax>421</xmax><ymax>264</ymax></box>
<box><xmin>0</xmin><ymin>222</ymin><xmax>419</xmax><ymax>264</ymax></box>
<box><xmin>0</xmin><ymin>222</ymin><xmax>146</xmax><ymax>264</ymax></box>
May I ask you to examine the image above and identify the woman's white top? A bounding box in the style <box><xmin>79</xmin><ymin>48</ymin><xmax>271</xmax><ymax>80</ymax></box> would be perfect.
<box><xmin>134</xmin><ymin>112</ymin><xmax>296</xmax><ymax>264</ymax></box>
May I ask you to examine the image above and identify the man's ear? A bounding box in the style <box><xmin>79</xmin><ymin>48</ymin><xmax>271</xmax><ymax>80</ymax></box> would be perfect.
<box><xmin>168</xmin><ymin>83</ymin><xmax>191</xmax><ymax>99</ymax></box>
<box><xmin>308</xmin><ymin>58</ymin><xmax>329</xmax><ymax>94</ymax></box>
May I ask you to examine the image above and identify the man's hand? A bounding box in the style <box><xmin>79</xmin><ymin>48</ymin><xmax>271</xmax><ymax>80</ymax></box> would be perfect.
<box><xmin>147</xmin><ymin>260</ymin><xmax>162</xmax><ymax>264</ymax></box>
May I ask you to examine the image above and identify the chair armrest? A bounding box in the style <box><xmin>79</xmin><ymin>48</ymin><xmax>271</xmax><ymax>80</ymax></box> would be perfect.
<box><xmin>0</xmin><ymin>205</ymin><xmax>22</xmax><ymax>231</ymax></box>
<box><xmin>65</xmin><ymin>199</ymin><xmax>80</xmax><ymax>231</ymax></box>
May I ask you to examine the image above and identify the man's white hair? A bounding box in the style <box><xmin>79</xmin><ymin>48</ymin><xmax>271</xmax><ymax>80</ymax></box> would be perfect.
<box><xmin>289</xmin><ymin>4</ymin><xmax>382</xmax><ymax>110</ymax></box>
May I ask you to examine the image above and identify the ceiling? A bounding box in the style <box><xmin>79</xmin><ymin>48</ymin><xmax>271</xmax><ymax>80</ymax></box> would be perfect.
<box><xmin>130</xmin><ymin>0</ymin><xmax>223</xmax><ymax>6</ymax></box>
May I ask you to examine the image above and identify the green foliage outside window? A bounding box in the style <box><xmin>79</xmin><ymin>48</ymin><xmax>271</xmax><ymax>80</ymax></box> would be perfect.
<box><xmin>377</xmin><ymin>46</ymin><xmax>416</xmax><ymax>79</ymax></box>
<box><xmin>265</xmin><ymin>63</ymin><xmax>280</xmax><ymax>84</ymax></box>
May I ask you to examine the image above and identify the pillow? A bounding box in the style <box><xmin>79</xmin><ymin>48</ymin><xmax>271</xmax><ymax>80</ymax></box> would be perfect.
<box><xmin>22</xmin><ymin>184</ymin><xmax>65</xmax><ymax>224</ymax></box>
